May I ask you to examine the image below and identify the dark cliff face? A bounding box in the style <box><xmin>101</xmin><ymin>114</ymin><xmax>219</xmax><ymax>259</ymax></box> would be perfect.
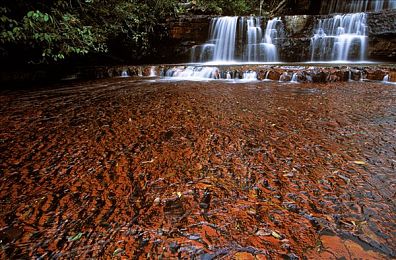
<box><xmin>277</xmin><ymin>0</ymin><xmax>322</xmax><ymax>15</ymax></box>
<box><xmin>367</xmin><ymin>10</ymin><xmax>396</xmax><ymax>61</ymax></box>
<box><xmin>152</xmin><ymin>15</ymin><xmax>213</xmax><ymax>64</ymax></box>
<box><xmin>161</xmin><ymin>10</ymin><xmax>396</xmax><ymax>63</ymax></box>
<box><xmin>278</xmin><ymin>15</ymin><xmax>315</xmax><ymax>62</ymax></box>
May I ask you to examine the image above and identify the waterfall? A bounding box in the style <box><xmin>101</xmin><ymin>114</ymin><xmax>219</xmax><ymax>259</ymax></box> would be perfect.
<box><xmin>291</xmin><ymin>73</ymin><xmax>298</xmax><ymax>83</ymax></box>
<box><xmin>245</xmin><ymin>17</ymin><xmax>263</xmax><ymax>62</ymax></box>
<box><xmin>149</xmin><ymin>66</ymin><xmax>157</xmax><ymax>77</ymax></box>
<box><xmin>191</xmin><ymin>16</ymin><xmax>282</xmax><ymax>63</ymax></box>
<box><xmin>310</xmin><ymin>13</ymin><xmax>368</xmax><ymax>62</ymax></box>
<box><xmin>373</xmin><ymin>0</ymin><xmax>384</xmax><ymax>11</ymax></box>
<box><xmin>242</xmin><ymin>71</ymin><xmax>258</xmax><ymax>80</ymax></box>
<box><xmin>244</xmin><ymin>17</ymin><xmax>280</xmax><ymax>62</ymax></box>
<box><xmin>210</xmin><ymin>16</ymin><xmax>238</xmax><ymax>62</ymax></box>
<box><xmin>260</xmin><ymin>17</ymin><xmax>281</xmax><ymax>62</ymax></box>
<box><xmin>190</xmin><ymin>17</ymin><xmax>238</xmax><ymax>63</ymax></box>
<box><xmin>121</xmin><ymin>70</ymin><xmax>129</xmax><ymax>77</ymax></box>
<box><xmin>264</xmin><ymin>71</ymin><xmax>270</xmax><ymax>81</ymax></box>
<box><xmin>165</xmin><ymin>66</ymin><xmax>219</xmax><ymax>80</ymax></box>
<box><xmin>320</xmin><ymin>0</ymin><xmax>396</xmax><ymax>14</ymax></box>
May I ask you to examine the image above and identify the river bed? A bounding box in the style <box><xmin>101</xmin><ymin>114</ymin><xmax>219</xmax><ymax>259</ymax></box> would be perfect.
<box><xmin>0</xmin><ymin>78</ymin><xmax>395</xmax><ymax>258</ymax></box>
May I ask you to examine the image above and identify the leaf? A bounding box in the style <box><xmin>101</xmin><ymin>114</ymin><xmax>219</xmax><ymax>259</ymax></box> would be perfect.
<box><xmin>113</xmin><ymin>248</ymin><xmax>124</xmax><ymax>256</ymax></box>
<box><xmin>271</xmin><ymin>231</ymin><xmax>282</xmax><ymax>239</ymax></box>
<box><xmin>68</xmin><ymin>232</ymin><xmax>83</xmax><ymax>242</ymax></box>
<box><xmin>353</xmin><ymin>161</ymin><xmax>366</xmax><ymax>165</ymax></box>
<box><xmin>44</xmin><ymin>34</ymin><xmax>51</xmax><ymax>42</ymax></box>
<box><xmin>44</xmin><ymin>14</ymin><xmax>49</xmax><ymax>22</ymax></box>
<box><xmin>256</xmin><ymin>229</ymin><xmax>271</xmax><ymax>236</ymax></box>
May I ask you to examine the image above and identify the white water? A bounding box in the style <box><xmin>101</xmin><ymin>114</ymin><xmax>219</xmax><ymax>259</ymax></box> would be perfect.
<box><xmin>149</xmin><ymin>66</ymin><xmax>157</xmax><ymax>77</ymax></box>
<box><xmin>211</xmin><ymin>17</ymin><xmax>238</xmax><ymax>62</ymax></box>
<box><xmin>243</xmin><ymin>17</ymin><xmax>280</xmax><ymax>62</ymax></box>
<box><xmin>245</xmin><ymin>17</ymin><xmax>263</xmax><ymax>62</ymax></box>
<box><xmin>164</xmin><ymin>66</ymin><xmax>261</xmax><ymax>81</ymax></box>
<box><xmin>383</xmin><ymin>74</ymin><xmax>390</xmax><ymax>82</ymax></box>
<box><xmin>291</xmin><ymin>73</ymin><xmax>298</xmax><ymax>83</ymax></box>
<box><xmin>320</xmin><ymin>0</ymin><xmax>396</xmax><ymax>14</ymax></box>
<box><xmin>165</xmin><ymin>66</ymin><xmax>219</xmax><ymax>80</ymax></box>
<box><xmin>310</xmin><ymin>13</ymin><xmax>368</xmax><ymax>62</ymax></box>
<box><xmin>264</xmin><ymin>71</ymin><xmax>270</xmax><ymax>80</ymax></box>
<box><xmin>121</xmin><ymin>70</ymin><xmax>129</xmax><ymax>77</ymax></box>
<box><xmin>191</xmin><ymin>16</ymin><xmax>282</xmax><ymax>64</ymax></box>
<box><xmin>242</xmin><ymin>71</ymin><xmax>258</xmax><ymax>80</ymax></box>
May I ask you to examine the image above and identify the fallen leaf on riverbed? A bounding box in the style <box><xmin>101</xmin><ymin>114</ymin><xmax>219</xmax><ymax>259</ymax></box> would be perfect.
<box><xmin>256</xmin><ymin>229</ymin><xmax>272</xmax><ymax>236</ymax></box>
<box><xmin>113</xmin><ymin>248</ymin><xmax>125</xmax><ymax>256</ymax></box>
<box><xmin>142</xmin><ymin>159</ymin><xmax>155</xmax><ymax>164</ymax></box>
<box><xmin>353</xmin><ymin>161</ymin><xmax>367</xmax><ymax>165</ymax></box>
<box><xmin>68</xmin><ymin>232</ymin><xmax>83</xmax><ymax>242</ymax></box>
<box><xmin>271</xmin><ymin>231</ymin><xmax>282</xmax><ymax>239</ymax></box>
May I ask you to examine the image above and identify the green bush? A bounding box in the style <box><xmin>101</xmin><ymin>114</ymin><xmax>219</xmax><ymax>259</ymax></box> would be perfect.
<box><xmin>0</xmin><ymin>0</ymin><xmax>179</xmax><ymax>63</ymax></box>
<box><xmin>0</xmin><ymin>0</ymin><xmax>282</xmax><ymax>64</ymax></box>
<box><xmin>194</xmin><ymin>0</ymin><xmax>255</xmax><ymax>15</ymax></box>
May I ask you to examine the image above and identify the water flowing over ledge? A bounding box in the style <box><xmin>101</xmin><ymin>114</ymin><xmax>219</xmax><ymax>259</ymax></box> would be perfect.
<box><xmin>190</xmin><ymin>17</ymin><xmax>282</xmax><ymax>63</ymax></box>
<box><xmin>160</xmin><ymin>64</ymin><xmax>396</xmax><ymax>83</ymax></box>
<box><xmin>186</xmin><ymin>0</ymin><xmax>395</xmax><ymax>65</ymax></box>
<box><xmin>320</xmin><ymin>0</ymin><xmax>396</xmax><ymax>14</ymax></box>
<box><xmin>166</xmin><ymin>9</ymin><xmax>396</xmax><ymax>64</ymax></box>
<box><xmin>1</xmin><ymin>63</ymin><xmax>395</xmax><ymax>84</ymax></box>
<box><xmin>310</xmin><ymin>13</ymin><xmax>368</xmax><ymax>62</ymax></box>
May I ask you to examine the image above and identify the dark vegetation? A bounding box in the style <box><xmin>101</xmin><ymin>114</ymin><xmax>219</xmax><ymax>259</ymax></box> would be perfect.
<box><xmin>0</xmin><ymin>0</ymin><xmax>320</xmax><ymax>66</ymax></box>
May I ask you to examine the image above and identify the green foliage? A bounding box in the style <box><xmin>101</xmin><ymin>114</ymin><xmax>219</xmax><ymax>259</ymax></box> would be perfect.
<box><xmin>0</xmin><ymin>0</ymin><xmax>178</xmax><ymax>63</ymax></box>
<box><xmin>0</xmin><ymin>0</ymin><xmax>282</xmax><ymax>64</ymax></box>
<box><xmin>194</xmin><ymin>0</ymin><xmax>255</xmax><ymax>15</ymax></box>
<box><xmin>1</xmin><ymin>5</ymin><xmax>105</xmax><ymax>62</ymax></box>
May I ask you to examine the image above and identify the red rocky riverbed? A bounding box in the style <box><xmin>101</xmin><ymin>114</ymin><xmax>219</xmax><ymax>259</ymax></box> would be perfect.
<box><xmin>0</xmin><ymin>78</ymin><xmax>395</xmax><ymax>259</ymax></box>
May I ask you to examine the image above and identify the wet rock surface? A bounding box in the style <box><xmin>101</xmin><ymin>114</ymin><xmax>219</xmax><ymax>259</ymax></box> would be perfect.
<box><xmin>0</xmin><ymin>79</ymin><xmax>395</xmax><ymax>258</ymax></box>
<box><xmin>161</xmin><ymin>11</ymin><xmax>396</xmax><ymax>62</ymax></box>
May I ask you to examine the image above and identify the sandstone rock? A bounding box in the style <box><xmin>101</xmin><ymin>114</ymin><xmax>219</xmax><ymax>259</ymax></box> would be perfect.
<box><xmin>366</xmin><ymin>69</ymin><xmax>386</xmax><ymax>81</ymax></box>
<box><xmin>389</xmin><ymin>71</ymin><xmax>396</xmax><ymax>82</ymax></box>
<box><xmin>279</xmin><ymin>72</ymin><xmax>292</xmax><ymax>82</ymax></box>
<box><xmin>267</xmin><ymin>70</ymin><xmax>281</xmax><ymax>81</ymax></box>
<box><xmin>284</xmin><ymin>15</ymin><xmax>310</xmax><ymax>36</ymax></box>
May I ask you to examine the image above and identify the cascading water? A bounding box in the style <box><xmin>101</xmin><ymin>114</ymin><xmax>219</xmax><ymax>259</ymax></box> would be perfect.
<box><xmin>210</xmin><ymin>16</ymin><xmax>238</xmax><ymax>62</ymax></box>
<box><xmin>242</xmin><ymin>71</ymin><xmax>258</xmax><ymax>80</ymax></box>
<box><xmin>320</xmin><ymin>0</ymin><xmax>396</xmax><ymax>14</ymax></box>
<box><xmin>311</xmin><ymin>0</ymin><xmax>396</xmax><ymax>62</ymax></box>
<box><xmin>149</xmin><ymin>66</ymin><xmax>157</xmax><ymax>77</ymax></box>
<box><xmin>244</xmin><ymin>17</ymin><xmax>281</xmax><ymax>62</ymax></box>
<box><xmin>244</xmin><ymin>17</ymin><xmax>262</xmax><ymax>62</ymax></box>
<box><xmin>310</xmin><ymin>12</ymin><xmax>368</xmax><ymax>62</ymax></box>
<box><xmin>190</xmin><ymin>17</ymin><xmax>238</xmax><ymax>63</ymax></box>
<box><xmin>166</xmin><ymin>1</ymin><xmax>393</xmax><ymax>81</ymax></box>
<box><xmin>191</xmin><ymin>16</ymin><xmax>282</xmax><ymax>63</ymax></box>
<box><xmin>165</xmin><ymin>66</ymin><xmax>220</xmax><ymax>80</ymax></box>
<box><xmin>291</xmin><ymin>73</ymin><xmax>298</xmax><ymax>83</ymax></box>
<box><xmin>121</xmin><ymin>70</ymin><xmax>129</xmax><ymax>77</ymax></box>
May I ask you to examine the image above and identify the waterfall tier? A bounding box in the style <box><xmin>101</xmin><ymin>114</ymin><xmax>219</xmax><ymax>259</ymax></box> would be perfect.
<box><xmin>310</xmin><ymin>13</ymin><xmax>368</xmax><ymax>62</ymax></box>
<box><xmin>165</xmin><ymin>66</ymin><xmax>220</xmax><ymax>80</ymax></box>
<box><xmin>161</xmin><ymin>65</ymin><xmax>395</xmax><ymax>83</ymax></box>
<box><xmin>320</xmin><ymin>0</ymin><xmax>396</xmax><ymax>14</ymax></box>
<box><xmin>191</xmin><ymin>17</ymin><xmax>282</xmax><ymax>64</ymax></box>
